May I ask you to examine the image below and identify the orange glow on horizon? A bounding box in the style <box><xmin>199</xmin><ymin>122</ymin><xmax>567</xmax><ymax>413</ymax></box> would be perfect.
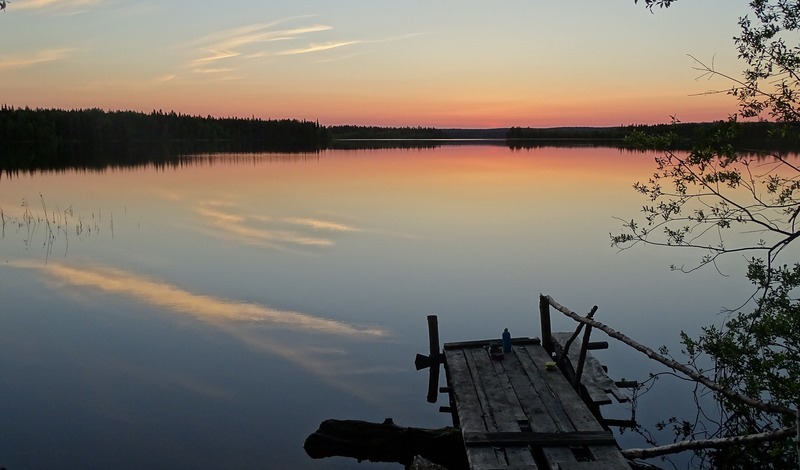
<box><xmin>1</xmin><ymin>73</ymin><xmax>741</xmax><ymax>129</ymax></box>
<box><xmin>0</xmin><ymin>0</ymin><xmax>753</xmax><ymax>130</ymax></box>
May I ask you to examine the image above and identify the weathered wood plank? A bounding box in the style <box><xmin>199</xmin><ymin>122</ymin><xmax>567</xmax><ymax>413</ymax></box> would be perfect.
<box><xmin>520</xmin><ymin>344</ymin><xmax>604</xmax><ymax>431</ymax></box>
<box><xmin>499</xmin><ymin>345</ymin><xmax>585</xmax><ymax>468</ymax></box>
<box><xmin>488</xmin><ymin>348</ymin><xmax>531</xmax><ymax>425</ymax></box>
<box><xmin>463</xmin><ymin>348</ymin><xmax>538</xmax><ymax>468</ymax></box>
<box><xmin>445</xmin><ymin>349</ymin><xmax>490</xmax><ymax>432</ymax></box>
<box><xmin>551</xmin><ymin>463</ymin><xmax>631</xmax><ymax>470</ymax></box>
<box><xmin>522</xmin><ymin>344</ymin><xmax>631</xmax><ymax>468</ymax></box>
<box><xmin>444</xmin><ymin>337</ymin><xmax>540</xmax><ymax>350</ymax></box>
<box><xmin>513</xmin><ymin>344</ymin><xmax>580</xmax><ymax>431</ymax></box>
<box><xmin>469</xmin><ymin>348</ymin><xmax>537</xmax><ymax>467</ymax></box>
<box><xmin>464</xmin><ymin>348</ymin><xmax>501</xmax><ymax>432</ymax></box>
<box><xmin>468</xmin><ymin>447</ymin><xmax>508</xmax><ymax>469</ymax></box>
<box><xmin>469</xmin><ymin>347</ymin><xmax>519</xmax><ymax>432</ymax></box>
<box><xmin>463</xmin><ymin>431</ymin><xmax>617</xmax><ymax>447</ymax></box>
<box><xmin>495</xmin><ymin>347</ymin><xmax>557</xmax><ymax>433</ymax></box>
<box><xmin>552</xmin><ymin>332</ymin><xmax>629</xmax><ymax>405</ymax></box>
<box><xmin>471</xmin><ymin>466</ymin><xmax>539</xmax><ymax>470</ymax></box>
<box><xmin>445</xmin><ymin>349</ymin><xmax>506</xmax><ymax>468</ymax></box>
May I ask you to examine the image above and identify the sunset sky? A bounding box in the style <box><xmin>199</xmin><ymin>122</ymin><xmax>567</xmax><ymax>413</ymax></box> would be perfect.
<box><xmin>1</xmin><ymin>0</ymin><xmax>751</xmax><ymax>127</ymax></box>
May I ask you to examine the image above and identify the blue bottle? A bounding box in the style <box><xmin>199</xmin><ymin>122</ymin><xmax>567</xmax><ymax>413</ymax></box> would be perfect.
<box><xmin>502</xmin><ymin>328</ymin><xmax>512</xmax><ymax>353</ymax></box>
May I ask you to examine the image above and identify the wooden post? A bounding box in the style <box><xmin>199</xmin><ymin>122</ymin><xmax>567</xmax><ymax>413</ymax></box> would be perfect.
<box><xmin>413</xmin><ymin>315</ymin><xmax>442</xmax><ymax>403</ymax></box>
<box><xmin>573</xmin><ymin>322</ymin><xmax>593</xmax><ymax>389</ymax></box>
<box><xmin>414</xmin><ymin>315</ymin><xmax>441</xmax><ymax>372</ymax></box>
<box><xmin>425</xmin><ymin>315</ymin><xmax>441</xmax><ymax>404</ymax></box>
<box><xmin>572</xmin><ymin>307</ymin><xmax>598</xmax><ymax>389</ymax></box>
<box><xmin>556</xmin><ymin>305</ymin><xmax>598</xmax><ymax>365</ymax></box>
<box><xmin>557</xmin><ymin>322</ymin><xmax>585</xmax><ymax>365</ymax></box>
<box><xmin>427</xmin><ymin>315</ymin><xmax>440</xmax><ymax>364</ymax></box>
<box><xmin>539</xmin><ymin>295</ymin><xmax>553</xmax><ymax>354</ymax></box>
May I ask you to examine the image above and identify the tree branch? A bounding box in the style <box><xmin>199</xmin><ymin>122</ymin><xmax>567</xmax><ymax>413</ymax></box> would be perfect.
<box><xmin>621</xmin><ymin>427</ymin><xmax>795</xmax><ymax>459</ymax></box>
<box><xmin>542</xmin><ymin>295</ymin><xmax>796</xmax><ymax>416</ymax></box>
<box><xmin>673</xmin><ymin>151</ymin><xmax>793</xmax><ymax>238</ymax></box>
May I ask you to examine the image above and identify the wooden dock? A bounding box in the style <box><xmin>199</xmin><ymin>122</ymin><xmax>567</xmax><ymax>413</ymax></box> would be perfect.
<box><xmin>305</xmin><ymin>296</ymin><xmax>638</xmax><ymax>469</ymax></box>
<box><xmin>441</xmin><ymin>337</ymin><xmax>629</xmax><ymax>469</ymax></box>
<box><xmin>415</xmin><ymin>295</ymin><xmax>634</xmax><ymax>469</ymax></box>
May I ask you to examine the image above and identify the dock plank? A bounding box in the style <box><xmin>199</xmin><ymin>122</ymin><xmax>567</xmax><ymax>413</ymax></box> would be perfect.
<box><xmin>445</xmin><ymin>349</ymin><xmax>507</xmax><ymax>468</ymax></box>
<box><xmin>469</xmin><ymin>347</ymin><xmax>520</xmax><ymax>432</ymax></box>
<box><xmin>521</xmin><ymin>343</ymin><xmax>631</xmax><ymax>468</ymax></box>
<box><xmin>514</xmin><ymin>344</ymin><xmax>582</xmax><ymax>431</ymax></box>
<box><xmin>468</xmin><ymin>348</ymin><xmax>537</xmax><ymax>467</ymax></box>
<box><xmin>508</xmin><ymin>344</ymin><xmax>597</xmax><ymax>468</ymax></box>
<box><xmin>446</xmin><ymin>349</ymin><xmax>489</xmax><ymax>431</ymax></box>
<box><xmin>463</xmin><ymin>431</ymin><xmax>616</xmax><ymax>447</ymax></box>
<box><xmin>520</xmin><ymin>344</ymin><xmax>604</xmax><ymax>431</ymax></box>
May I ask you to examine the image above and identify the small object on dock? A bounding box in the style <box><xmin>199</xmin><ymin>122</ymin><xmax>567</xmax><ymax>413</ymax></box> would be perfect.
<box><xmin>545</xmin><ymin>361</ymin><xmax>557</xmax><ymax>371</ymax></box>
<box><xmin>489</xmin><ymin>342</ymin><xmax>504</xmax><ymax>360</ymax></box>
<box><xmin>502</xmin><ymin>328</ymin><xmax>512</xmax><ymax>353</ymax></box>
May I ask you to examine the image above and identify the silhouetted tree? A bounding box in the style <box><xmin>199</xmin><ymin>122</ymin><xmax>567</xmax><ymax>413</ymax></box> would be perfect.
<box><xmin>614</xmin><ymin>1</ymin><xmax>800</xmax><ymax>467</ymax></box>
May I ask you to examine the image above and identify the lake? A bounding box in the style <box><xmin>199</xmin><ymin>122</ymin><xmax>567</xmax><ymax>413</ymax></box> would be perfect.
<box><xmin>0</xmin><ymin>143</ymin><xmax>756</xmax><ymax>469</ymax></box>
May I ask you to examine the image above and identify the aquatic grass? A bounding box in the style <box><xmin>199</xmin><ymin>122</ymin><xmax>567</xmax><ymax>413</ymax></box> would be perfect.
<box><xmin>2</xmin><ymin>195</ymin><xmax>120</xmax><ymax>263</ymax></box>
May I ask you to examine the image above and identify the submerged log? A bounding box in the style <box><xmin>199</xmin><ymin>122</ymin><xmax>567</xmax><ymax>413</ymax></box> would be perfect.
<box><xmin>303</xmin><ymin>418</ymin><xmax>468</xmax><ymax>469</ymax></box>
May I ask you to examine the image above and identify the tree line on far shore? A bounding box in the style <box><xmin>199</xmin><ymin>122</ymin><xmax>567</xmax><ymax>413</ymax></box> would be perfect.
<box><xmin>508</xmin><ymin>121</ymin><xmax>799</xmax><ymax>150</ymax></box>
<box><xmin>0</xmin><ymin>106</ymin><xmax>326</xmax><ymax>151</ymax></box>
<box><xmin>327</xmin><ymin>125</ymin><xmax>446</xmax><ymax>140</ymax></box>
<box><xmin>2</xmin><ymin>105</ymin><xmax>797</xmax><ymax>150</ymax></box>
<box><xmin>1</xmin><ymin>106</ymin><xmax>797</xmax><ymax>174</ymax></box>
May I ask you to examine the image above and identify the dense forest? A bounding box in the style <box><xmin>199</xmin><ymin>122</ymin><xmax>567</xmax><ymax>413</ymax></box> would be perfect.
<box><xmin>4</xmin><ymin>106</ymin><xmax>796</xmax><ymax>149</ymax></box>
<box><xmin>0</xmin><ymin>106</ymin><xmax>327</xmax><ymax>151</ymax></box>
<box><xmin>507</xmin><ymin>126</ymin><xmax>628</xmax><ymax>140</ymax></box>
<box><xmin>327</xmin><ymin>125</ymin><xmax>446</xmax><ymax>140</ymax></box>
<box><xmin>508</xmin><ymin>121</ymin><xmax>799</xmax><ymax>150</ymax></box>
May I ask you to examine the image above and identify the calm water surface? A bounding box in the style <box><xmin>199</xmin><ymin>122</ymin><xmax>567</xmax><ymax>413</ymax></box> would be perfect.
<box><xmin>0</xmin><ymin>145</ymin><xmax>754</xmax><ymax>469</ymax></box>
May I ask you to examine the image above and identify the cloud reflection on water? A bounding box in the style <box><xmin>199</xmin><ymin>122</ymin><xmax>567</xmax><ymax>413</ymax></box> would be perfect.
<box><xmin>10</xmin><ymin>260</ymin><xmax>394</xmax><ymax>399</ymax></box>
<box><xmin>194</xmin><ymin>201</ymin><xmax>360</xmax><ymax>249</ymax></box>
<box><xmin>11</xmin><ymin>260</ymin><xmax>386</xmax><ymax>337</ymax></box>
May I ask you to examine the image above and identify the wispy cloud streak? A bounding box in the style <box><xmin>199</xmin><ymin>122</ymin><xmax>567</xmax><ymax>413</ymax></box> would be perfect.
<box><xmin>278</xmin><ymin>41</ymin><xmax>361</xmax><ymax>56</ymax></box>
<box><xmin>172</xmin><ymin>17</ymin><xmax>422</xmax><ymax>80</ymax></box>
<box><xmin>191</xmin><ymin>67</ymin><xmax>235</xmax><ymax>75</ymax></box>
<box><xmin>283</xmin><ymin>217</ymin><xmax>360</xmax><ymax>232</ymax></box>
<box><xmin>153</xmin><ymin>74</ymin><xmax>176</xmax><ymax>83</ymax></box>
<box><xmin>0</xmin><ymin>48</ymin><xmax>72</xmax><ymax>71</ymax></box>
<box><xmin>14</xmin><ymin>0</ymin><xmax>104</xmax><ymax>11</ymax></box>
<box><xmin>191</xmin><ymin>50</ymin><xmax>241</xmax><ymax>65</ymax></box>
<box><xmin>188</xmin><ymin>23</ymin><xmax>333</xmax><ymax>66</ymax></box>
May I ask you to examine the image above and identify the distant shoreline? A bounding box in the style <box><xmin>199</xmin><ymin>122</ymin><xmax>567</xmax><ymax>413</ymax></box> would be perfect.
<box><xmin>1</xmin><ymin>107</ymin><xmax>796</xmax><ymax>155</ymax></box>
